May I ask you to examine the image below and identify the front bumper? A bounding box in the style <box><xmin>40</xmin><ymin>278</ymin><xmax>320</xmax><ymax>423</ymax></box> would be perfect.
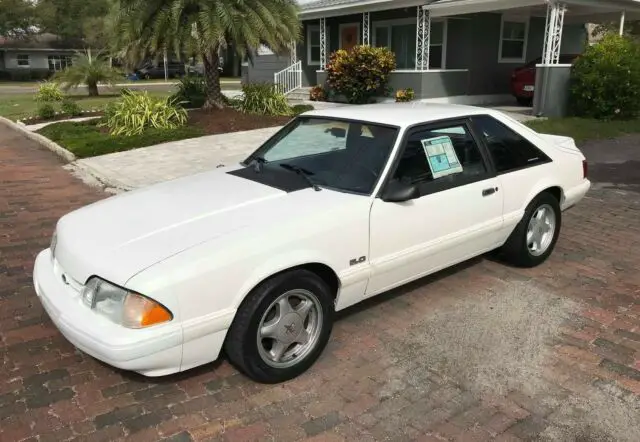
<box><xmin>33</xmin><ymin>249</ymin><xmax>184</xmax><ymax>376</ymax></box>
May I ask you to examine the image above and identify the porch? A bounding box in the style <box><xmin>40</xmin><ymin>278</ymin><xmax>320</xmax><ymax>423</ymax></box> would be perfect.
<box><xmin>245</xmin><ymin>0</ymin><xmax>640</xmax><ymax>116</ymax></box>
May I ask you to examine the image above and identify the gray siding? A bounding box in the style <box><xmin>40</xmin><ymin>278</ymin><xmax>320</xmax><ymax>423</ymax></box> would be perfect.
<box><xmin>245</xmin><ymin>7</ymin><xmax>587</xmax><ymax>97</ymax></box>
<box><xmin>242</xmin><ymin>53</ymin><xmax>289</xmax><ymax>85</ymax></box>
<box><xmin>317</xmin><ymin>70</ymin><xmax>469</xmax><ymax>100</ymax></box>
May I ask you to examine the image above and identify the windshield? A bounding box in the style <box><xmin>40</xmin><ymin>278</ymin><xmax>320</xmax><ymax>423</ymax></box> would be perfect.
<box><xmin>244</xmin><ymin>117</ymin><xmax>399</xmax><ymax>195</ymax></box>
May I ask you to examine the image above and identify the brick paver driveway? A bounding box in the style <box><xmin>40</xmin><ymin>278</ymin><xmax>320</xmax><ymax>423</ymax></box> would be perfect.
<box><xmin>1</xmin><ymin>125</ymin><xmax>639</xmax><ymax>442</ymax></box>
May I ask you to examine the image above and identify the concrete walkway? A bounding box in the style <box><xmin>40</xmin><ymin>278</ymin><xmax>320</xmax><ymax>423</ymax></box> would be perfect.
<box><xmin>76</xmin><ymin>126</ymin><xmax>282</xmax><ymax>190</ymax></box>
<box><xmin>74</xmin><ymin>105</ymin><xmax>537</xmax><ymax>191</ymax></box>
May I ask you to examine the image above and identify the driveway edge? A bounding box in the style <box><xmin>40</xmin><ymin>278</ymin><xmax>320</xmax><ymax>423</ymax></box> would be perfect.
<box><xmin>0</xmin><ymin>116</ymin><xmax>77</xmax><ymax>163</ymax></box>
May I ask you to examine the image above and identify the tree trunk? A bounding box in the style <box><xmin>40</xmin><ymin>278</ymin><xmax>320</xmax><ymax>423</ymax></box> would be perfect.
<box><xmin>88</xmin><ymin>81</ymin><xmax>99</xmax><ymax>97</ymax></box>
<box><xmin>202</xmin><ymin>48</ymin><xmax>225</xmax><ymax>110</ymax></box>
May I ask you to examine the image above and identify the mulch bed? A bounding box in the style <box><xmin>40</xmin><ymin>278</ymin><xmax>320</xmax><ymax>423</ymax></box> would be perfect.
<box><xmin>188</xmin><ymin>108</ymin><xmax>291</xmax><ymax>135</ymax></box>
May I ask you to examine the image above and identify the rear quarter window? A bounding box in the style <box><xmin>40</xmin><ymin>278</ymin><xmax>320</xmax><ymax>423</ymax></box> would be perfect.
<box><xmin>471</xmin><ymin>115</ymin><xmax>551</xmax><ymax>174</ymax></box>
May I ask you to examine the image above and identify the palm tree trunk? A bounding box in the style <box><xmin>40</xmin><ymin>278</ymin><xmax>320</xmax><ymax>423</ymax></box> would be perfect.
<box><xmin>88</xmin><ymin>81</ymin><xmax>99</xmax><ymax>97</ymax></box>
<box><xmin>202</xmin><ymin>49</ymin><xmax>225</xmax><ymax>110</ymax></box>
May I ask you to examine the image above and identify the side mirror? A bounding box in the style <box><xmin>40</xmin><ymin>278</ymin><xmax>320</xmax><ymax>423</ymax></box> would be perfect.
<box><xmin>381</xmin><ymin>180</ymin><xmax>420</xmax><ymax>203</ymax></box>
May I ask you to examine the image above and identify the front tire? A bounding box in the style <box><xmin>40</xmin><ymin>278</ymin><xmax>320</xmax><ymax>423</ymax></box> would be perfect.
<box><xmin>224</xmin><ymin>269</ymin><xmax>334</xmax><ymax>383</ymax></box>
<box><xmin>500</xmin><ymin>192</ymin><xmax>561</xmax><ymax>268</ymax></box>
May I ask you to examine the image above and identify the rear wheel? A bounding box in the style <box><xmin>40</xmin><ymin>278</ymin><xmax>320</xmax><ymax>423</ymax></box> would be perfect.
<box><xmin>499</xmin><ymin>192</ymin><xmax>561</xmax><ymax>268</ymax></box>
<box><xmin>516</xmin><ymin>96</ymin><xmax>533</xmax><ymax>107</ymax></box>
<box><xmin>224</xmin><ymin>269</ymin><xmax>334</xmax><ymax>383</ymax></box>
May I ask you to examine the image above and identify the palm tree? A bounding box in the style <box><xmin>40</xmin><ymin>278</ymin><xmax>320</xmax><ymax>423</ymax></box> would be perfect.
<box><xmin>54</xmin><ymin>51</ymin><xmax>123</xmax><ymax>96</ymax></box>
<box><xmin>114</xmin><ymin>0</ymin><xmax>300</xmax><ymax>110</ymax></box>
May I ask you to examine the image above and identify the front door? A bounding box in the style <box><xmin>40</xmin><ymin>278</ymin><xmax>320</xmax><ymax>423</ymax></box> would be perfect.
<box><xmin>341</xmin><ymin>25</ymin><xmax>359</xmax><ymax>51</ymax></box>
<box><xmin>366</xmin><ymin>119</ymin><xmax>504</xmax><ymax>297</ymax></box>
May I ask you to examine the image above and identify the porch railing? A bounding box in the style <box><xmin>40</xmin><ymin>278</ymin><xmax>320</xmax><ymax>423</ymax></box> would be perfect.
<box><xmin>274</xmin><ymin>61</ymin><xmax>302</xmax><ymax>95</ymax></box>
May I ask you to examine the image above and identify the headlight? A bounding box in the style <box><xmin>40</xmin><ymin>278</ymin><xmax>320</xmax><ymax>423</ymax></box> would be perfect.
<box><xmin>82</xmin><ymin>277</ymin><xmax>172</xmax><ymax>328</ymax></box>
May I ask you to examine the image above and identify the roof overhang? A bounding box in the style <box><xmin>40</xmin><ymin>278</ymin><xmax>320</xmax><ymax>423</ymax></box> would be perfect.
<box><xmin>425</xmin><ymin>0</ymin><xmax>640</xmax><ymax>17</ymax></box>
<box><xmin>300</xmin><ymin>0</ymin><xmax>431</xmax><ymax>20</ymax></box>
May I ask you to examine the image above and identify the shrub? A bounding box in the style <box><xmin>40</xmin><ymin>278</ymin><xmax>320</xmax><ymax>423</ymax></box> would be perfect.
<box><xmin>37</xmin><ymin>103</ymin><xmax>57</xmax><ymax>120</ymax></box>
<box><xmin>231</xmin><ymin>83</ymin><xmax>292</xmax><ymax>116</ymax></box>
<box><xmin>569</xmin><ymin>34</ymin><xmax>640</xmax><ymax>119</ymax></box>
<box><xmin>38</xmin><ymin>119</ymin><xmax>205</xmax><ymax>158</ymax></box>
<box><xmin>326</xmin><ymin>45</ymin><xmax>396</xmax><ymax>104</ymax></box>
<box><xmin>291</xmin><ymin>104</ymin><xmax>314</xmax><ymax>115</ymax></box>
<box><xmin>395</xmin><ymin>88</ymin><xmax>415</xmax><ymax>103</ymax></box>
<box><xmin>35</xmin><ymin>81</ymin><xmax>64</xmax><ymax>103</ymax></box>
<box><xmin>309</xmin><ymin>85</ymin><xmax>326</xmax><ymax>101</ymax></box>
<box><xmin>170</xmin><ymin>75</ymin><xmax>206</xmax><ymax>108</ymax></box>
<box><xmin>61</xmin><ymin>99</ymin><xmax>83</xmax><ymax>117</ymax></box>
<box><xmin>104</xmin><ymin>91</ymin><xmax>188</xmax><ymax>136</ymax></box>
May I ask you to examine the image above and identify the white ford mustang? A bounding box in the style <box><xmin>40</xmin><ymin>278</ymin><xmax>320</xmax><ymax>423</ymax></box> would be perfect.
<box><xmin>33</xmin><ymin>103</ymin><xmax>590</xmax><ymax>383</ymax></box>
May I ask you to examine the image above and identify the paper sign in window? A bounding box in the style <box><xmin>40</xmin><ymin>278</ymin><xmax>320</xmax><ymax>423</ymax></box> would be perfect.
<box><xmin>420</xmin><ymin>135</ymin><xmax>463</xmax><ymax>179</ymax></box>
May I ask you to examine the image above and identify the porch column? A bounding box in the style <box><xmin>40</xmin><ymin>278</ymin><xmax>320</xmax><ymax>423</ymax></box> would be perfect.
<box><xmin>319</xmin><ymin>17</ymin><xmax>327</xmax><ymax>71</ymax></box>
<box><xmin>415</xmin><ymin>6</ymin><xmax>431</xmax><ymax>71</ymax></box>
<box><xmin>362</xmin><ymin>12</ymin><xmax>370</xmax><ymax>46</ymax></box>
<box><xmin>534</xmin><ymin>1</ymin><xmax>569</xmax><ymax>117</ymax></box>
<box><xmin>620</xmin><ymin>10</ymin><xmax>626</xmax><ymax>36</ymax></box>
<box><xmin>541</xmin><ymin>1</ymin><xmax>566</xmax><ymax>65</ymax></box>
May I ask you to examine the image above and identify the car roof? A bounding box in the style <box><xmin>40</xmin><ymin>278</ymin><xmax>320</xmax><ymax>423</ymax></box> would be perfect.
<box><xmin>303</xmin><ymin>102</ymin><xmax>495</xmax><ymax>127</ymax></box>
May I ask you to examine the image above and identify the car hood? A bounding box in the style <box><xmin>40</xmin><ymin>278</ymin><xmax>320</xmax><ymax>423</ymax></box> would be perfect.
<box><xmin>53</xmin><ymin>166</ymin><xmax>307</xmax><ymax>285</ymax></box>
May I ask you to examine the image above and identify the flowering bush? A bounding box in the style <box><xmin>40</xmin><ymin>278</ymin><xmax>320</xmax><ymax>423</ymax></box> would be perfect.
<box><xmin>309</xmin><ymin>85</ymin><xmax>326</xmax><ymax>101</ymax></box>
<box><xmin>326</xmin><ymin>45</ymin><xmax>396</xmax><ymax>104</ymax></box>
<box><xmin>569</xmin><ymin>34</ymin><xmax>640</xmax><ymax>119</ymax></box>
<box><xmin>395</xmin><ymin>88</ymin><xmax>415</xmax><ymax>102</ymax></box>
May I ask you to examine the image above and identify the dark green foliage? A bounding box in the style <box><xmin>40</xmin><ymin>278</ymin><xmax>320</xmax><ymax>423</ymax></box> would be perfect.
<box><xmin>231</xmin><ymin>83</ymin><xmax>292</xmax><ymax>116</ymax></box>
<box><xmin>569</xmin><ymin>34</ymin><xmax>640</xmax><ymax>119</ymax></box>
<box><xmin>61</xmin><ymin>99</ymin><xmax>83</xmax><ymax>116</ymax></box>
<box><xmin>38</xmin><ymin>119</ymin><xmax>205</xmax><ymax>158</ymax></box>
<box><xmin>37</xmin><ymin>103</ymin><xmax>56</xmax><ymax>119</ymax></box>
<box><xmin>171</xmin><ymin>75</ymin><xmax>206</xmax><ymax>108</ymax></box>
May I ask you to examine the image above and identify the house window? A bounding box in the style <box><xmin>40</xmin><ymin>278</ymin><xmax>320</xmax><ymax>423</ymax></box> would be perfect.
<box><xmin>307</xmin><ymin>25</ymin><xmax>329</xmax><ymax>66</ymax></box>
<box><xmin>499</xmin><ymin>15</ymin><xmax>529</xmax><ymax>63</ymax></box>
<box><xmin>373</xmin><ymin>18</ymin><xmax>446</xmax><ymax>70</ymax></box>
<box><xmin>16</xmin><ymin>54</ymin><xmax>30</xmax><ymax>67</ymax></box>
<box><xmin>48</xmin><ymin>55</ymin><xmax>73</xmax><ymax>72</ymax></box>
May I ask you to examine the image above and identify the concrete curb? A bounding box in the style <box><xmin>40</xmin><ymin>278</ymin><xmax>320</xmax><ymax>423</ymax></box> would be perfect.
<box><xmin>0</xmin><ymin>115</ymin><xmax>76</xmax><ymax>163</ymax></box>
<box><xmin>63</xmin><ymin>161</ymin><xmax>132</xmax><ymax>194</ymax></box>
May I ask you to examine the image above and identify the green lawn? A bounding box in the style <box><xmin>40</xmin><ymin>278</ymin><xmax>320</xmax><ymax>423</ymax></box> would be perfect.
<box><xmin>37</xmin><ymin>119</ymin><xmax>205</xmax><ymax>158</ymax></box>
<box><xmin>0</xmin><ymin>92</ymin><xmax>171</xmax><ymax>121</ymax></box>
<box><xmin>525</xmin><ymin>117</ymin><xmax>640</xmax><ymax>144</ymax></box>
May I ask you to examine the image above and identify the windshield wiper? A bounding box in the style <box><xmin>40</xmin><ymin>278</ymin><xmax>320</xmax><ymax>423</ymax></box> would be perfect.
<box><xmin>279</xmin><ymin>163</ymin><xmax>322</xmax><ymax>191</ymax></box>
<box><xmin>247</xmin><ymin>156</ymin><xmax>267</xmax><ymax>172</ymax></box>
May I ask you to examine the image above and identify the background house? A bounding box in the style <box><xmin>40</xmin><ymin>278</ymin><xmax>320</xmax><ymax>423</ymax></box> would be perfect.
<box><xmin>243</xmin><ymin>0</ymin><xmax>640</xmax><ymax>117</ymax></box>
<box><xmin>0</xmin><ymin>33</ymin><xmax>83</xmax><ymax>81</ymax></box>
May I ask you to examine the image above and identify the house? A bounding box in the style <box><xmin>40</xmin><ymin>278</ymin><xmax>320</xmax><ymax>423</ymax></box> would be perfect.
<box><xmin>0</xmin><ymin>33</ymin><xmax>83</xmax><ymax>81</ymax></box>
<box><xmin>242</xmin><ymin>0</ymin><xmax>640</xmax><ymax>117</ymax></box>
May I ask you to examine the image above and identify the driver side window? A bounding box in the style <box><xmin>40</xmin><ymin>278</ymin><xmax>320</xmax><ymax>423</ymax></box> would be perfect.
<box><xmin>391</xmin><ymin>123</ymin><xmax>488</xmax><ymax>189</ymax></box>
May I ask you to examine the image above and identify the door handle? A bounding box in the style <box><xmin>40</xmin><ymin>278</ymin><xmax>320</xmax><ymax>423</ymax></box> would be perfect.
<box><xmin>482</xmin><ymin>187</ymin><xmax>498</xmax><ymax>197</ymax></box>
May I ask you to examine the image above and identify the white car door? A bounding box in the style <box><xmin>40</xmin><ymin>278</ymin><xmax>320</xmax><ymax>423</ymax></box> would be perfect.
<box><xmin>365</xmin><ymin>119</ymin><xmax>504</xmax><ymax>297</ymax></box>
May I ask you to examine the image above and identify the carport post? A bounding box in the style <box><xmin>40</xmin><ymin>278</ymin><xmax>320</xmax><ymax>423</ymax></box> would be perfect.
<box><xmin>620</xmin><ymin>10</ymin><xmax>626</xmax><ymax>36</ymax></box>
<box><xmin>415</xmin><ymin>6</ymin><xmax>431</xmax><ymax>71</ymax></box>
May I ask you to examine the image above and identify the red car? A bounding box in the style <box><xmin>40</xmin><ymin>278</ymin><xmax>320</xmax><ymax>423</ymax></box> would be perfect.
<box><xmin>511</xmin><ymin>54</ymin><xmax>579</xmax><ymax>106</ymax></box>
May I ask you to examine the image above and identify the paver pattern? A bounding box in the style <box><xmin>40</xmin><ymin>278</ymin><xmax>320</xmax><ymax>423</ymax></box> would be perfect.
<box><xmin>1</xmin><ymin>125</ymin><xmax>640</xmax><ymax>442</ymax></box>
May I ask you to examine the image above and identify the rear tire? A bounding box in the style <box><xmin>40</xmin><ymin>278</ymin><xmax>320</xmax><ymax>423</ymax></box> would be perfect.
<box><xmin>224</xmin><ymin>269</ymin><xmax>334</xmax><ymax>384</ymax></box>
<box><xmin>516</xmin><ymin>96</ymin><xmax>533</xmax><ymax>107</ymax></box>
<box><xmin>499</xmin><ymin>192</ymin><xmax>561</xmax><ymax>268</ymax></box>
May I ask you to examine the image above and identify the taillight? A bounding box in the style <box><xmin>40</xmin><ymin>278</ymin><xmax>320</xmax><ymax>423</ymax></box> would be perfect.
<box><xmin>583</xmin><ymin>160</ymin><xmax>588</xmax><ymax>179</ymax></box>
